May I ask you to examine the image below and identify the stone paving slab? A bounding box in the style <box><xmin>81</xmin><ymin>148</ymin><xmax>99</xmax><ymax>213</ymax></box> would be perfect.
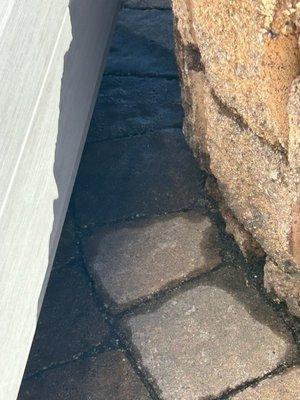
<box><xmin>123</xmin><ymin>0</ymin><xmax>171</xmax><ymax>9</ymax></box>
<box><xmin>52</xmin><ymin>211</ymin><xmax>78</xmax><ymax>269</ymax></box>
<box><xmin>87</xmin><ymin>76</ymin><xmax>183</xmax><ymax>143</ymax></box>
<box><xmin>232</xmin><ymin>367</ymin><xmax>300</xmax><ymax>400</ymax></box>
<box><xmin>105</xmin><ymin>8</ymin><xmax>178</xmax><ymax>76</ymax></box>
<box><xmin>83</xmin><ymin>210</ymin><xmax>221</xmax><ymax>313</ymax></box>
<box><xmin>122</xmin><ymin>266</ymin><xmax>297</xmax><ymax>400</ymax></box>
<box><xmin>19</xmin><ymin>351</ymin><xmax>151</xmax><ymax>400</ymax></box>
<box><xmin>24</xmin><ymin>267</ymin><xmax>109</xmax><ymax>376</ymax></box>
<box><xmin>74</xmin><ymin>130</ymin><xmax>205</xmax><ymax>228</ymax></box>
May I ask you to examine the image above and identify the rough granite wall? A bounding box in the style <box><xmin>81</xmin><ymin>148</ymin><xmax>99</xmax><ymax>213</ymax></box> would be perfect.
<box><xmin>172</xmin><ymin>0</ymin><xmax>300</xmax><ymax>317</ymax></box>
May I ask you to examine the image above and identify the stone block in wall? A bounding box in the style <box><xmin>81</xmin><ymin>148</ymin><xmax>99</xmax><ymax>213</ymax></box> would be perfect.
<box><xmin>265</xmin><ymin>259</ymin><xmax>300</xmax><ymax>318</ymax></box>
<box><xmin>205</xmin><ymin>176</ymin><xmax>265</xmax><ymax>262</ymax></box>
<box><xmin>172</xmin><ymin>0</ymin><xmax>300</xmax><ymax>316</ymax></box>
<box><xmin>173</xmin><ymin>0</ymin><xmax>300</xmax><ymax>150</ymax></box>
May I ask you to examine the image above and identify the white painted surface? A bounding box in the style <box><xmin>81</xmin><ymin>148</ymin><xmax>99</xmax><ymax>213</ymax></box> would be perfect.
<box><xmin>0</xmin><ymin>1</ymin><xmax>120</xmax><ymax>399</ymax></box>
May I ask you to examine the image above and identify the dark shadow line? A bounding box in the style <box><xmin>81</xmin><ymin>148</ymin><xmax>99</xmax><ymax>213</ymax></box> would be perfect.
<box><xmin>212</xmin><ymin>362</ymin><xmax>300</xmax><ymax>400</ymax></box>
<box><xmin>103</xmin><ymin>71</ymin><xmax>179</xmax><ymax>79</ymax></box>
<box><xmin>122</xmin><ymin>6</ymin><xmax>171</xmax><ymax>11</ymax></box>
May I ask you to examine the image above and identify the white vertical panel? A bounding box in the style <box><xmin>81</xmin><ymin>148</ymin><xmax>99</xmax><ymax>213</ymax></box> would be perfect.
<box><xmin>0</xmin><ymin>1</ymin><xmax>69</xmax><ymax>209</ymax></box>
<box><xmin>0</xmin><ymin>1</ymin><xmax>120</xmax><ymax>399</ymax></box>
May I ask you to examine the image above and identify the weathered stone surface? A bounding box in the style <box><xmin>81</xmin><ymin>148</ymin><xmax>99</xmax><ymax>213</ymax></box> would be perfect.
<box><xmin>87</xmin><ymin>76</ymin><xmax>183</xmax><ymax>142</ymax></box>
<box><xmin>265</xmin><ymin>259</ymin><xmax>300</xmax><ymax>318</ymax></box>
<box><xmin>206</xmin><ymin>78</ymin><xmax>299</xmax><ymax>314</ymax></box>
<box><xmin>123</xmin><ymin>0</ymin><xmax>171</xmax><ymax>9</ymax></box>
<box><xmin>122</xmin><ymin>266</ymin><xmax>296</xmax><ymax>400</ymax></box>
<box><xmin>173</xmin><ymin>0</ymin><xmax>300</xmax><ymax>149</ymax></box>
<box><xmin>24</xmin><ymin>267</ymin><xmax>109</xmax><ymax>376</ymax></box>
<box><xmin>19</xmin><ymin>351</ymin><xmax>151</xmax><ymax>400</ymax></box>
<box><xmin>74</xmin><ymin>130</ymin><xmax>205</xmax><ymax>228</ymax></box>
<box><xmin>174</xmin><ymin>31</ymin><xmax>209</xmax><ymax>170</ymax></box>
<box><xmin>83</xmin><ymin>210</ymin><xmax>221</xmax><ymax>312</ymax></box>
<box><xmin>232</xmin><ymin>367</ymin><xmax>300</xmax><ymax>399</ymax></box>
<box><xmin>173</xmin><ymin>0</ymin><xmax>300</xmax><ymax>315</ymax></box>
<box><xmin>221</xmin><ymin>206</ymin><xmax>266</xmax><ymax>262</ymax></box>
<box><xmin>52</xmin><ymin>211</ymin><xmax>78</xmax><ymax>269</ymax></box>
<box><xmin>105</xmin><ymin>8</ymin><xmax>177</xmax><ymax>76</ymax></box>
<box><xmin>204</xmin><ymin>86</ymin><xmax>296</xmax><ymax>265</ymax></box>
<box><xmin>205</xmin><ymin>176</ymin><xmax>265</xmax><ymax>261</ymax></box>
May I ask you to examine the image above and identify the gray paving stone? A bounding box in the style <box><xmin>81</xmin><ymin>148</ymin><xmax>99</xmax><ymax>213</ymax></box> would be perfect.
<box><xmin>231</xmin><ymin>367</ymin><xmax>300</xmax><ymax>400</ymax></box>
<box><xmin>19</xmin><ymin>351</ymin><xmax>151</xmax><ymax>400</ymax></box>
<box><xmin>74</xmin><ymin>130</ymin><xmax>205</xmax><ymax>228</ymax></box>
<box><xmin>24</xmin><ymin>267</ymin><xmax>109</xmax><ymax>376</ymax></box>
<box><xmin>122</xmin><ymin>266</ymin><xmax>297</xmax><ymax>400</ymax></box>
<box><xmin>87</xmin><ymin>76</ymin><xmax>183</xmax><ymax>142</ymax></box>
<box><xmin>53</xmin><ymin>211</ymin><xmax>78</xmax><ymax>269</ymax></box>
<box><xmin>105</xmin><ymin>9</ymin><xmax>177</xmax><ymax>76</ymax></box>
<box><xmin>83</xmin><ymin>210</ymin><xmax>221</xmax><ymax>312</ymax></box>
<box><xmin>122</xmin><ymin>0</ymin><xmax>171</xmax><ymax>9</ymax></box>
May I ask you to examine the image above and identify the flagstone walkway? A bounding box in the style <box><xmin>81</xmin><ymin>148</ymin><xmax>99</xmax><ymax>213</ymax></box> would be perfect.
<box><xmin>18</xmin><ymin>1</ymin><xmax>300</xmax><ymax>399</ymax></box>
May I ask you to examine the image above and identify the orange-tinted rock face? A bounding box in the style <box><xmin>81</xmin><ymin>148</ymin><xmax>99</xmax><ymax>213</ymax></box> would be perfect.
<box><xmin>174</xmin><ymin>0</ymin><xmax>300</xmax><ymax>149</ymax></box>
<box><xmin>172</xmin><ymin>0</ymin><xmax>300</xmax><ymax>316</ymax></box>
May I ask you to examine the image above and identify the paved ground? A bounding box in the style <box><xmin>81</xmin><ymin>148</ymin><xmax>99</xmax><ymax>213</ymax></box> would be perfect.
<box><xmin>18</xmin><ymin>1</ymin><xmax>300</xmax><ymax>399</ymax></box>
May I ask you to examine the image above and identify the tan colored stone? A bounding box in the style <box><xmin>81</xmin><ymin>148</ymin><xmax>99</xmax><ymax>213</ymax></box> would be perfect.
<box><xmin>205</xmin><ymin>84</ymin><xmax>300</xmax><ymax>313</ymax></box>
<box><xmin>231</xmin><ymin>366</ymin><xmax>300</xmax><ymax>399</ymax></box>
<box><xmin>174</xmin><ymin>19</ymin><xmax>209</xmax><ymax>171</ymax></box>
<box><xmin>206</xmin><ymin>176</ymin><xmax>265</xmax><ymax>261</ymax></box>
<box><xmin>288</xmin><ymin>77</ymin><xmax>300</xmax><ymax>268</ymax></box>
<box><xmin>173</xmin><ymin>0</ymin><xmax>300</xmax><ymax>316</ymax></box>
<box><xmin>173</xmin><ymin>0</ymin><xmax>300</xmax><ymax>150</ymax></box>
<box><xmin>265</xmin><ymin>259</ymin><xmax>300</xmax><ymax>318</ymax></box>
<box><xmin>204</xmin><ymin>82</ymin><xmax>296</xmax><ymax>266</ymax></box>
